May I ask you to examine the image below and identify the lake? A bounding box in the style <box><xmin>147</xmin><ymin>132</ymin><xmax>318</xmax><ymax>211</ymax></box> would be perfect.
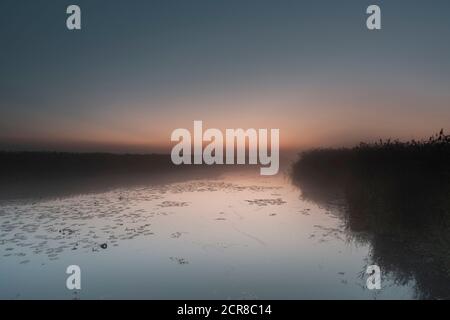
<box><xmin>0</xmin><ymin>164</ymin><xmax>416</xmax><ymax>299</ymax></box>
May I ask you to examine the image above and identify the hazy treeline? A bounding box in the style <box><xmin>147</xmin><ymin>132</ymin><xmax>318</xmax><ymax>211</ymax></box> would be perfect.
<box><xmin>0</xmin><ymin>152</ymin><xmax>174</xmax><ymax>177</ymax></box>
<box><xmin>0</xmin><ymin>152</ymin><xmax>220</xmax><ymax>200</ymax></box>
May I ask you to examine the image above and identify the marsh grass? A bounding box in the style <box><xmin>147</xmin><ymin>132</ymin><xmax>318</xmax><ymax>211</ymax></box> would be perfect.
<box><xmin>292</xmin><ymin>130</ymin><xmax>450</xmax><ymax>299</ymax></box>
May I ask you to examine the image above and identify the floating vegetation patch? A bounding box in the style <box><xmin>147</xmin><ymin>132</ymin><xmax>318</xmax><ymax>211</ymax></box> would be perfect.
<box><xmin>158</xmin><ymin>201</ymin><xmax>189</xmax><ymax>208</ymax></box>
<box><xmin>245</xmin><ymin>198</ymin><xmax>287</xmax><ymax>206</ymax></box>
<box><xmin>0</xmin><ymin>179</ymin><xmax>280</xmax><ymax>265</ymax></box>
<box><xmin>170</xmin><ymin>257</ymin><xmax>189</xmax><ymax>265</ymax></box>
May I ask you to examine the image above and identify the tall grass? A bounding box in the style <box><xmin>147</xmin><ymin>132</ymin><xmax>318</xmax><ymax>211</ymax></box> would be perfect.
<box><xmin>292</xmin><ymin>130</ymin><xmax>450</xmax><ymax>299</ymax></box>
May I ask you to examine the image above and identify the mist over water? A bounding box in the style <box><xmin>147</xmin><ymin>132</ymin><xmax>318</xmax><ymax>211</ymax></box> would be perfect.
<box><xmin>0</xmin><ymin>161</ymin><xmax>417</xmax><ymax>299</ymax></box>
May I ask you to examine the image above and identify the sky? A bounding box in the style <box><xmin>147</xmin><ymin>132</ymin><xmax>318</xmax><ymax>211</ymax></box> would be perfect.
<box><xmin>1</xmin><ymin>0</ymin><xmax>450</xmax><ymax>153</ymax></box>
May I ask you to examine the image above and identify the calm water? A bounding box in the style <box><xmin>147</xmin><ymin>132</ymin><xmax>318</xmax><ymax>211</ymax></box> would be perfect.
<box><xmin>0</xmin><ymin>166</ymin><xmax>415</xmax><ymax>299</ymax></box>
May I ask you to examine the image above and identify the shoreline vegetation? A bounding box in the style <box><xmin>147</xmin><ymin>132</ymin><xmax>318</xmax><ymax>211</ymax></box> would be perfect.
<box><xmin>0</xmin><ymin>151</ymin><xmax>288</xmax><ymax>200</ymax></box>
<box><xmin>292</xmin><ymin>130</ymin><xmax>450</xmax><ymax>299</ymax></box>
<box><xmin>0</xmin><ymin>152</ymin><xmax>226</xmax><ymax>200</ymax></box>
<box><xmin>0</xmin><ymin>152</ymin><xmax>174</xmax><ymax>176</ymax></box>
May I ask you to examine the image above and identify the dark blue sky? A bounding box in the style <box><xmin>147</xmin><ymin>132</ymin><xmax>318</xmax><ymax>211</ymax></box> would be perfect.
<box><xmin>1</xmin><ymin>0</ymin><xmax>450</xmax><ymax>152</ymax></box>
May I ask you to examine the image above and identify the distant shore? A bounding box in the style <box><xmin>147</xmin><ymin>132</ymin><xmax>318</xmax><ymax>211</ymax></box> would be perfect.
<box><xmin>0</xmin><ymin>152</ymin><xmax>221</xmax><ymax>200</ymax></box>
<box><xmin>0</xmin><ymin>152</ymin><xmax>176</xmax><ymax>176</ymax></box>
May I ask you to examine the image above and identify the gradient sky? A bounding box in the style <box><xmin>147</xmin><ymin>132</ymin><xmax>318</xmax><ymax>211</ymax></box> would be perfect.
<box><xmin>1</xmin><ymin>0</ymin><xmax>450</xmax><ymax>153</ymax></box>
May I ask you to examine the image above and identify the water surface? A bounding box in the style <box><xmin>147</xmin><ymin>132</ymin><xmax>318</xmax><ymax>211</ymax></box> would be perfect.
<box><xmin>0</xmin><ymin>167</ymin><xmax>415</xmax><ymax>299</ymax></box>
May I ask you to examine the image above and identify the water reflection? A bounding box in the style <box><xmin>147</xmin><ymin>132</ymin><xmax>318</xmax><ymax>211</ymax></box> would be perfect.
<box><xmin>0</xmin><ymin>160</ymin><xmax>419</xmax><ymax>299</ymax></box>
<box><xmin>292</xmin><ymin>159</ymin><xmax>450</xmax><ymax>300</ymax></box>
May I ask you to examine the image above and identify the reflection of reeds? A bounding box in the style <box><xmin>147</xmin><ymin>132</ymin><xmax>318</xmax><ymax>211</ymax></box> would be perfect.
<box><xmin>292</xmin><ymin>131</ymin><xmax>450</xmax><ymax>299</ymax></box>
